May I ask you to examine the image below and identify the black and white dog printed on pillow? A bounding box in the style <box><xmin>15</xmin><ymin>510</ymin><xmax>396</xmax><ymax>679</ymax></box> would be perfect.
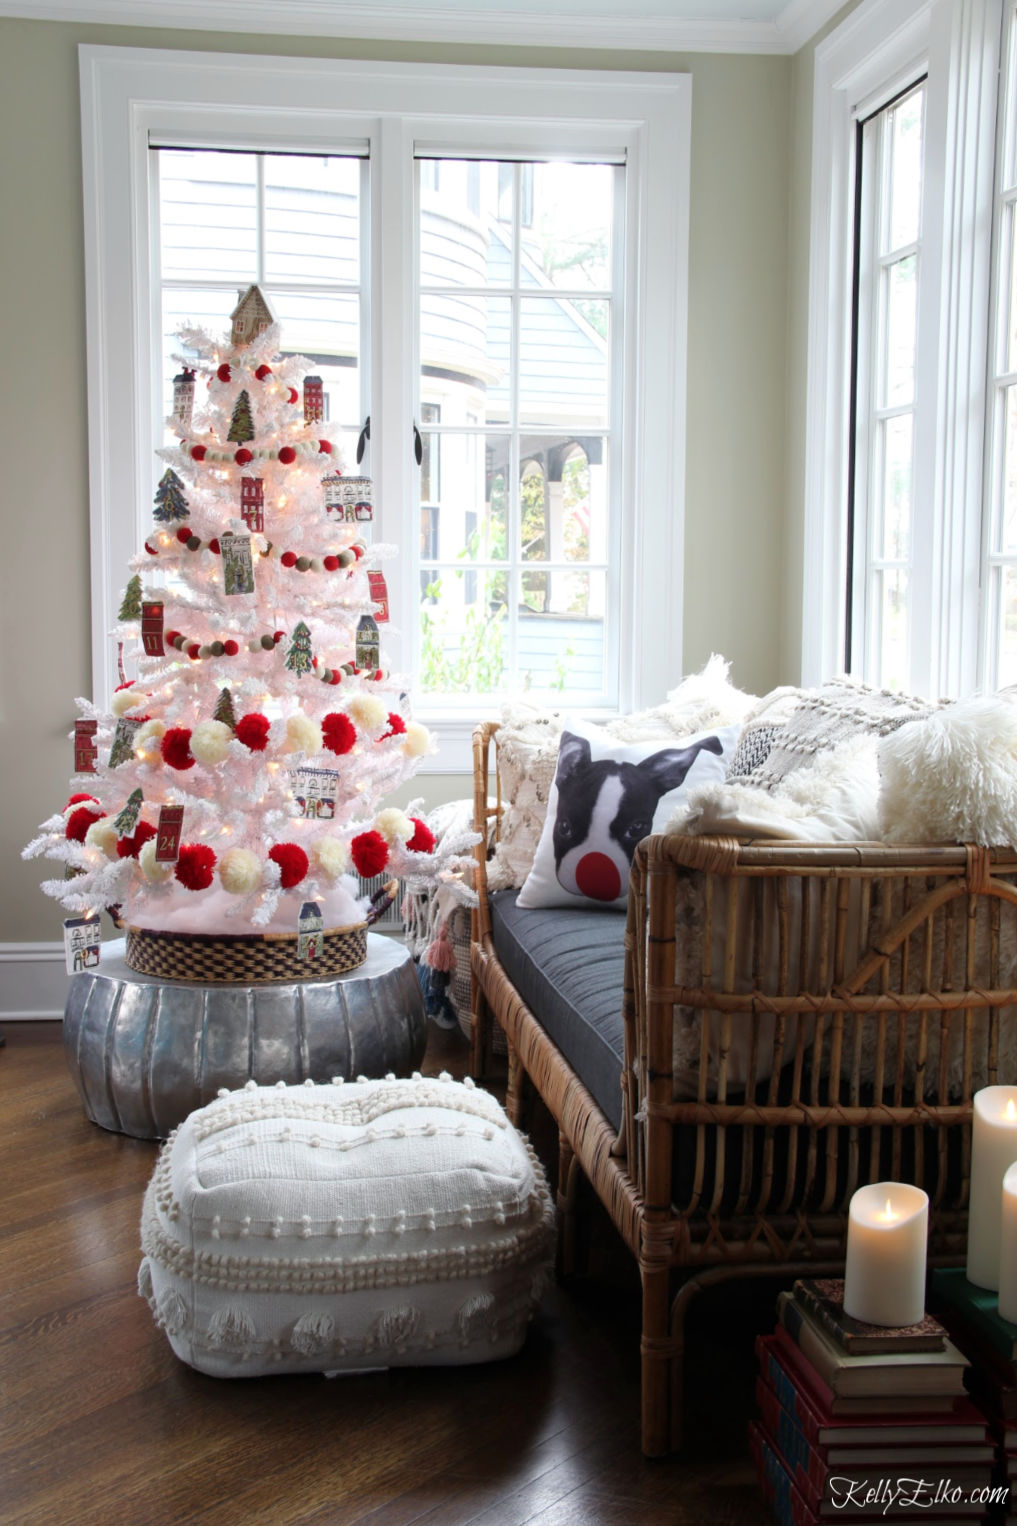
<box><xmin>516</xmin><ymin>717</ymin><xmax>740</xmax><ymax>911</ymax></box>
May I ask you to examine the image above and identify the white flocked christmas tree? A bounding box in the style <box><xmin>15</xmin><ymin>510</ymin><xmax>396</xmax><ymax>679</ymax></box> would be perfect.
<box><xmin>26</xmin><ymin>288</ymin><xmax>453</xmax><ymax>972</ymax></box>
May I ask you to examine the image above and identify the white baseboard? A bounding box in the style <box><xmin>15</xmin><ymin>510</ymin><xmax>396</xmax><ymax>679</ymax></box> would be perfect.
<box><xmin>0</xmin><ymin>943</ymin><xmax>70</xmax><ymax>1020</ymax></box>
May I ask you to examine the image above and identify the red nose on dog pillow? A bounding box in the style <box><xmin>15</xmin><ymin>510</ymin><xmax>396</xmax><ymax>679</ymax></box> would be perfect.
<box><xmin>516</xmin><ymin>716</ymin><xmax>739</xmax><ymax>911</ymax></box>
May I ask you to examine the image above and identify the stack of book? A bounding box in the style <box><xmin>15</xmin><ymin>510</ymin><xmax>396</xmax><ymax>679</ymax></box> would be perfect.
<box><xmin>753</xmin><ymin>1277</ymin><xmax>997</xmax><ymax>1525</ymax></box>
<box><xmin>931</xmin><ymin>1268</ymin><xmax>1017</xmax><ymax>1513</ymax></box>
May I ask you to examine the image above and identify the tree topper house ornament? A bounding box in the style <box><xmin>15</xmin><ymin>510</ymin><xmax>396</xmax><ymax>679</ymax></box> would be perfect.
<box><xmin>231</xmin><ymin>285</ymin><xmax>275</xmax><ymax>349</ymax></box>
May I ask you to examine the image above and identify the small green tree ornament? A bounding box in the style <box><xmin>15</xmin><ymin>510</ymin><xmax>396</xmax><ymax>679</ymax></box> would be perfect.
<box><xmin>285</xmin><ymin>621</ymin><xmax>314</xmax><ymax>679</ymax></box>
<box><xmin>118</xmin><ymin>574</ymin><xmax>143</xmax><ymax>621</ymax></box>
<box><xmin>213</xmin><ymin>687</ymin><xmax>238</xmax><ymax>730</ymax></box>
<box><xmin>227</xmin><ymin>389</ymin><xmax>255</xmax><ymax>444</ymax></box>
<box><xmin>153</xmin><ymin>467</ymin><xmax>189</xmax><ymax>523</ymax></box>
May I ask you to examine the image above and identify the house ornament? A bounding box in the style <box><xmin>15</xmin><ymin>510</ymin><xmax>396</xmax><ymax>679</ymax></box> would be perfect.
<box><xmin>230</xmin><ymin>285</ymin><xmax>275</xmax><ymax>349</ymax></box>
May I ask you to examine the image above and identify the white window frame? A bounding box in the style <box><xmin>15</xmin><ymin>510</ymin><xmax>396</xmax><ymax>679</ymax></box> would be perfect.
<box><xmin>79</xmin><ymin>44</ymin><xmax>691</xmax><ymax>770</ymax></box>
<box><xmin>803</xmin><ymin>0</ymin><xmax>1001</xmax><ymax>698</ymax></box>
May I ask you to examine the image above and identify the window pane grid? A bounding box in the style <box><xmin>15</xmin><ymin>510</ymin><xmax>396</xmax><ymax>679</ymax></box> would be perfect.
<box><xmin>416</xmin><ymin>157</ymin><xmax>617</xmax><ymax>703</ymax></box>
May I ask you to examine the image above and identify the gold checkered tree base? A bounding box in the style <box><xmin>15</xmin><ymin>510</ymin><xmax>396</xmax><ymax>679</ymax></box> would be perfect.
<box><xmin>125</xmin><ymin>922</ymin><xmax>368</xmax><ymax>984</ymax></box>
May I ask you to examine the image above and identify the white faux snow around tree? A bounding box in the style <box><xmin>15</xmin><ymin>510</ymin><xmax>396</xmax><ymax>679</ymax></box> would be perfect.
<box><xmin>26</xmin><ymin>288</ymin><xmax>472</xmax><ymax>978</ymax></box>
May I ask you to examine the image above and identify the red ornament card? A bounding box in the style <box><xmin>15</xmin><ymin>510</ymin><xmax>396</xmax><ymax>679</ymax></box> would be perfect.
<box><xmin>74</xmin><ymin>719</ymin><xmax>98</xmax><ymax>774</ymax></box>
<box><xmin>155</xmin><ymin>805</ymin><xmax>184</xmax><ymax>863</ymax></box>
<box><xmin>141</xmin><ymin>601</ymin><xmax>165</xmax><ymax>656</ymax></box>
<box><xmin>368</xmin><ymin>571</ymin><xmax>389</xmax><ymax>621</ymax></box>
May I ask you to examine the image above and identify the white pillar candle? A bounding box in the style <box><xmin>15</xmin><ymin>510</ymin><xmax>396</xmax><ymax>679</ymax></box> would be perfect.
<box><xmin>843</xmin><ymin>1182</ymin><xmax>929</xmax><ymax>1328</ymax></box>
<box><xmin>999</xmin><ymin>1163</ymin><xmax>1017</xmax><ymax>1324</ymax></box>
<box><xmin>967</xmin><ymin>1086</ymin><xmax>1017</xmax><ymax>1290</ymax></box>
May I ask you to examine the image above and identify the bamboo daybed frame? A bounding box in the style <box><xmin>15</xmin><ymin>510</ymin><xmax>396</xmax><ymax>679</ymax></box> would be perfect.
<box><xmin>470</xmin><ymin>719</ymin><xmax>1017</xmax><ymax>1456</ymax></box>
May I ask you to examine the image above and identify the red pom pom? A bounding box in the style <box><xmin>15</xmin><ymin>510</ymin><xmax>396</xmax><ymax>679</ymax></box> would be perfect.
<box><xmin>280</xmin><ymin>551</ymin><xmax>298</xmax><ymax>568</ymax></box>
<box><xmin>274</xmin><ymin>630</ymin><xmax>285</xmax><ymax>644</ymax></box>
<box><xmin>235</xmin><ymin>712</ymin><xmax>270</xmax><ymax>751</ymax></box>
<box><xmin>191</xmin><ymin>445</ymin><xmax>207</xmax><ymax>461</ymax></box>
<box><xmin>223</xmin><ymin>640</ymin><xmax>239</xmax><ymax>656</ymax></box>
<box><xmin>381</xmin><ymin>711</ymin><xmax>407</xmax><ymax>740</ymax></box>
<box><xmin>329</xmin><ymin>670</ymin><xmax>342</xmax><ymax>685</ymax></box>
<box><xmin>351</xmin><ymin>831</ymin><xmax>389</xmax><ymax>879</ymax></box>
<box><xmin>208</xmin><ymin>538</ymin><xmax>220</xmax><ymax>554</ymax></box>
<box><xmin>278</xmin><ymin>446</ymin><xmax>297</xmax><ymax>465</ymax></box>
<box><xmin>67</xmin><ymin>792</ymin><xmax>97</xmax><ymax>808</ymax></box>
<box><xmin>287</xmin><ymin>387</ymin><xmax>299</xmax><ymax>405</ymax></box>
<box><xmin>144</xmin><ymin>541</ymin><xmax>157</xmax><ymax>555</ymax></box>
<box><xmin>268</xmin><ymin>842</ymin><xmax>309</xmax><ymax>889</ymax></box>
<box><xmin>318</xmin><ymin>439</ymin><xmax>332</xmax><ymax>454</ymax></box>
<box><xmin>406</xmin><ymin>818</ymin><xmax>435</xmax><ymax>855</ymax></box>
<box><xmin>161</xmin><ymin>727</ymin><xmax>195</xmax><ymax>770</ymax></box>
<box><xmin>255</xmin><ymin>364</ymin><xmax>272</xmax><ymax>380</ymax></box>
<box><xmin>216</xmin><ymin>363</ymin><xmax>231</xmax><ymax>383</ymax></box>
<box><xmin>352</xmin><ymin>544</ymin><xmax>364</xmax><ymax>559</ymax></box>
<box><xmin>234</xmin><ymin>448</ymin><xmax>253</xmax><ymax>466</ymax></box>
<box><xmin>66</xmin><ymin>805</ymin><xmax>104</xmax><ymax>842</ymax></box>
<box><xmin>175</xmin><ymin>843</ymin><xmax>217</xmax><ymax>891</ymax></box>
<box><xmin>322</xmin><ymin>712</ymin><xmax>356</xmax><ymax>755</ymax></box>
<box><xmin>323</xmin><ymin>555</ymin><xmax>339</xmax><ymax>572</ymax></box>
<box><xmin>187</xmin><ymin>643</ymin><xmax>201</xmax><ymax>660</ymax></box>
<box><xmin>116</xmin><ymin>820</ymin><xmax>157</xmax><ymax>859</ymax></box>
<box><xmin>176</xmin><ymin>527</ymin><xmax>192</xmax><ymax>545</ymax></box>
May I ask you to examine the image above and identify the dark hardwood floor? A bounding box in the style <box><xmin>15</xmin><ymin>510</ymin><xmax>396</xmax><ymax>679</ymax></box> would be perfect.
<box><xmin>0</xmin><ymin>1021</ymin><xmax>774</xmax><ymax>1526</ymax></box>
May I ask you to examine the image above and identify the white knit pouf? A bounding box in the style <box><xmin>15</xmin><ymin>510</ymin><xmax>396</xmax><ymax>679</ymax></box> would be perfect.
<box><xmin>138</xmin><ymin>1073</ymin><xmax>554</xmax><ymax>1377</ymax></box>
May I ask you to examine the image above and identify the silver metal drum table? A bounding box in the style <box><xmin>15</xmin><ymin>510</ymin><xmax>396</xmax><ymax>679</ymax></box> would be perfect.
<box><xmin>63</xmin><ymin>933</ymin><xmax>427</xmax><ymax>1139</ymax></box>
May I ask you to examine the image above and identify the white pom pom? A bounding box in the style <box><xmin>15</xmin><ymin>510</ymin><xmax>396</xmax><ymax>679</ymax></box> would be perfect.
<box><xmin>138</xmin><ymin>837</ymin><xmax>173</xmax><ymax>883</ymax></box>
<box><xmin>284</xmin><ymin>712</ymin><xmax>323</xmax><ymax>756</ymax></box>
<box><xmin>374</xmin><ymin>807</ymin><xmax>413</xmax><ymax>845</ymax></box>
<box><xmin>401</xmin><ymin>721</ymin><xmax>434</xmax><ymax>758</ymax></box>
<box><xmin>218</xmin><ymin>847</ymin><xmax>263</xmax><ymax>896</ymax></box>
<box><xmin>314</xmin><ymin>836</ymin><xmax>350</xmax><ymax>882</ymax></box>
<box><xmin>134</xmin><ymin>718</ymin><xmax>166</xmax><ymax>760</ymax></box>
<box><xmin>111</xmin><ymin>685</ymin><xmax>146</xmax><ymax>717</ymax></box>
<box><xmin>190</xmin><ymin>719</ymin><xmax>233</xmax><ymax>767</ymax></box>
<box><xmin>348</xmin><ymin>693</ymin><xmax>387</xmax><ymax>735</ymax></box>
<box><xmin>85</xmin><ymin>818</ymin><xmax>119</xmax><ymax>858</ymax></box>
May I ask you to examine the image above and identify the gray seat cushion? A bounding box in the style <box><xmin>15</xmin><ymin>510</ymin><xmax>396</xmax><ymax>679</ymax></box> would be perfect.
<box><xmin>490</xmin><ymin>890</ymin><xmax>626</xmax><ymax>1132</ymax></box>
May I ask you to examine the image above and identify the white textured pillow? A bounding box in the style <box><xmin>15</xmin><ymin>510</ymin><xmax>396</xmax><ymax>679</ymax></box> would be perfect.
<box><xmin>879</xmin><ymin>693</ymin><xmax>1017</xmax><ymax>846</ymax></box>
<box><xmin>672</xmin><ymin>734</ymin><xmax>881</xmax><ymax>842</ymax></box>
<box><xmin>517</xmin><ymin>717</ymin><xmax>739</xmax><ymax>909</ymax></box>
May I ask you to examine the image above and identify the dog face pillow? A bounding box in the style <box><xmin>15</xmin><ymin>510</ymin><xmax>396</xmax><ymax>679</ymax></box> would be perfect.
<box><xmin>517</xmin><ymin>717</ymin><xmax>738</xmax><ymax>910</ymax></box>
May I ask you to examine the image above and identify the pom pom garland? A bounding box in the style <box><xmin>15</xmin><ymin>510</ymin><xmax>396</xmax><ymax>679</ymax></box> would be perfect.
<box><xmin>66</xmin><ymin>804</ymin><xmax>104</xmax><ymax>842</ymax></box>
<box><xmin>322</xmin><ymin>712</ymin><xmax>356</xmax><ymax>755</ymax></box>
<box><xmin>267</xmin><ymin>842</ymin><xmax>309</xmax><ymax>889</ymax></box>
<box><xmin>218</xmin><ymin>847</ymin><xmax>263</xmax><ymax>896</ymax></box>
<box><xmin>348</xmin><ymin>694</ymin><xmax>388</xmax><ymax>735</ymax></box>
<box><xmin>374</xmin><ymin>807</ymin><xmax>413</xmax><ymax>846</ymax></box>
<box><xmin>406</xmin><ymin>817</ymin><xmax>436</xmax><ymax>855</ymax></box>
<box><xmin>67</xmin><ymin>793</ymin><xmax>98</xmax><ymax>809</ymax></box>
<box><xmin>313</xmin><ymin>836</ymin><xmax>350</xmax><ymax>881</ymax></box>
<box><xmin>351</xmin><ymin>830</ymin><xmax>389</xmax><ymax>878</ymax></box>
<box><xmin>402</xmin><ymin>721</ymin><xmax>433</xmax><ymax>759</ymax></box>
<box><xmin>190</xmin><ymin>719</ymin><xmax>233</xmax><ymax>767</ymax></box>
<box><xmin>138</xmin><ymin>838</ymin><xmax>173</xmax><ymax>884</ymax></box>
<box><xmin>284</xmin><ymin>712</ymin><xmax>323</xmax><ymax>756</ymax></box>
<box><xmin>161</xmin><ymin>727</ymin><xmax>195</xmax><ymax>771</ymax></box>
<box><xmin>175</xmin><ymin>843</ymin><xmax>217</xmax><ymax>892</ymax></box>
<box><xmin>85</xmin><ymin>818</ymin><xmax>119</xmax><ymax>858</ymax></box>
<box><xmin>235</xmin><ymin>712</ymin><xmax>271</xmax><ymax>751</ymax></box>
<box><xmin>116</xmin><ymin>821</ymin><xmax>157</xmax><ymax>859</ymax></box>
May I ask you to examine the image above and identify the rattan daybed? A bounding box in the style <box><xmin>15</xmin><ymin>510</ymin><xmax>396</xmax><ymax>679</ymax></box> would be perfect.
<box><xmin>470</xmin><ymin>718</ymin><xmax>1017</xmax><ymax>1456</ymax></box>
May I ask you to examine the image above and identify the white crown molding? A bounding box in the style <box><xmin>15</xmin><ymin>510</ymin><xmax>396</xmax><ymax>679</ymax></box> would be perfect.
<box><xmin>0</xmin><ymin>0</ymin><xmax>849</xmax><ymax>55</ymax></box>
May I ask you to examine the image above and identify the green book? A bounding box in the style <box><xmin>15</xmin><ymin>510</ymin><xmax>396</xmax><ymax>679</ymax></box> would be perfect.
<box><xmin>929</xmin><ymin>1266</ymin><xmax>1017</xmax><ymax>1362</ymax></box>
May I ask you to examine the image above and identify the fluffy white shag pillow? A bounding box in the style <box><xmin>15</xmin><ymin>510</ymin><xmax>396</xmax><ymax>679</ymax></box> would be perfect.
<box><xmin>878</xmin><ymin>694</ymin><xmax>1017</xmax><ymax>846</ymax></box>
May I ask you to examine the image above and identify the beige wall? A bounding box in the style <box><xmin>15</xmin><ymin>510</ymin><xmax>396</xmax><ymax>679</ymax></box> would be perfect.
<box><xmin>0</xmin><ymin>17</ymin><xmax>795</xmax><ymax>942</ymax></box>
